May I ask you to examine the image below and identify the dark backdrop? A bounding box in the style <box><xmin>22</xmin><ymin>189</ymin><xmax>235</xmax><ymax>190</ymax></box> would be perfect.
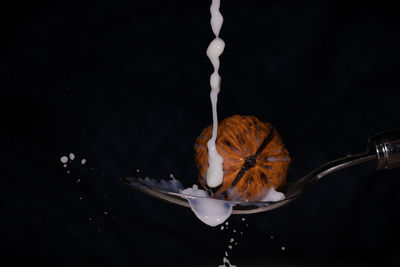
<box><xmin>2</xmin><ymin>0</ymin><xmax>400</xmax><ymax>266</ymax></box>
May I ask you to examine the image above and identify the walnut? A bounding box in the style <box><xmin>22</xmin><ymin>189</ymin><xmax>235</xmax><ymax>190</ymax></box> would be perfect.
<box><xmin>194</xmin><ymin>115</ymin><xmax>290</xmax><ymax>201</ymax></box>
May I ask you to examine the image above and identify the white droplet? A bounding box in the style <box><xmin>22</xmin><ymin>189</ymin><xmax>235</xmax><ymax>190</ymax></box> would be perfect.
<box><xmin>281</xmin><ymin>246</ymin><xmax>286</xmax><ymax>251</ymax></box>
<box><xmin>81</xmin><ymin>159</ymin><xmax>86</xmax><ymax>165</ymax></box>
<box><xmin>228</xmin><ymin>245</ymin><xmax>232</xmax><ymax>249</ymax></box>
<box><xmin>225</xmin><ymin>221</ymin><xmax>229</xmax><ymax>225</ymax></box>
<box><xmin>270</xmin><ymin>236</ymin><xmax>274</xmax><ymax>239</ymax></box>
<box><xmin>207</xmin><ymin>38</ymin><xmax>225</xmax><ymax>60</ymax></box>
<box><xmin>233</xmin><ymin>229</ymin><xmax>236</xmax><ymax>233</ymax></box>
<box><xmin>104</xmin><ymin>211</ymin><xmax>108</xmax><ymax>215</ymax></box>
<box><xmin>63</xmin><ymin>164</ymin><xmax>67</xmax><ymax>168</ymax></box>
<box><xmin>66</xmin><ymin>170</ymin><xmax>70</xmax><ymax>174</ymax></box>
<box><xmin>220</xmin><ymin>226</ymin><xmax>224</xmax><ymax>230</ymax></box>
<box><xmin>88</xmin><ymin>218</ymin><xmax>92</xmax><ymax>221</ymax></box>
<box><xmin>60</xmin><ymin>156</ymin><xmax>68</xmax><ymax>163</ymax></box>
<box><xmin>76</xmin><ymin>179</ymin><xmax>80</xmax><ymax>183</ymax></box>
<box><xmin>241</xmin><ymin>218</ymin><xmax>246</xmax><ymax>221</ymax></box>
<box><xmin>230</xmin><ymin>238</ymin><xmax>234</xmax><ymax>243</ymax></box>
<box><xmin>69</xmin><ymin>153</ymin><xmax>75</xmax><ymax>160</ymax></box>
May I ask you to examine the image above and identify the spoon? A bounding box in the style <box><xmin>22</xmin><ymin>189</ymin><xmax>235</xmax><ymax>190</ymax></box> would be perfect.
<box><xmin>124</xmin><ymin>129</ymin><xmax>400</xmax><ymax>214</ymax></box>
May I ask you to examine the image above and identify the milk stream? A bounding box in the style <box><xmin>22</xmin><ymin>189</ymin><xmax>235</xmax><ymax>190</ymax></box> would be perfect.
<box><xmin>206</xmin><ymin>0</ymin><xmax>225</xmax><ymax>188</ymax></box>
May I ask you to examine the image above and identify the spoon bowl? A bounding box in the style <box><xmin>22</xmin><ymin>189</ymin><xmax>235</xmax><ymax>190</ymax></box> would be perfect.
<box><xmin>124</xmin><ymin>129</ymin><xmax>399</xmax><ymax>214</ymax></box>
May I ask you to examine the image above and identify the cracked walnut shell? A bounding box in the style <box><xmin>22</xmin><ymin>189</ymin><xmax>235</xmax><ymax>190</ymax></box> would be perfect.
<box><xmin>194</xmin><ymin>115</ymin><xmax>290</xmax><ymax>201</ymax></box>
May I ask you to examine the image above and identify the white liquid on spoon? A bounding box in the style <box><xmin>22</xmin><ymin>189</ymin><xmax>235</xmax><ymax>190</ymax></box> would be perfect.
<box><xmin>137</xmin><ymin>176</ymin><xmax>285</xmax><ymax>226</ymax></box>
<box><xmin>261</xmin><ymin>186</ymin><xmax>285</xmax><ymax>202</ymax></box>
<box><xmin>206</xmin><ymin>0</ymin><xmax>225</xmax><ymax>188</ymax></box>
<box><xmin>181</xmin><ymin>185</ymin><xmax>233</xmax><ymax>227</ymax></box>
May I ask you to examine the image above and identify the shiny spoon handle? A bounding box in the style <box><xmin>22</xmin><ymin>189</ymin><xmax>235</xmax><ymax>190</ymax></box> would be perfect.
<box><xmin>369</xmin><ymin>129</ymin><xmax>400</xmax><ymax>170</ymax></box>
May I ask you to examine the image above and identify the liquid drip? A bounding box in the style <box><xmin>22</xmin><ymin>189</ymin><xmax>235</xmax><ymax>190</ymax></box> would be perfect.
<box><xmin>206</xmin><ymin>0</ymin><xmax>225</xmax><ymax>188</ymax></box>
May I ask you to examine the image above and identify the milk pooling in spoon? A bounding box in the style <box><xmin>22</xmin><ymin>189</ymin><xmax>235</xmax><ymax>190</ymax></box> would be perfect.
<box><xmin>206</xmin><ymin>0</ymin><xmax>225</xmax><ymax>188</ymax></box>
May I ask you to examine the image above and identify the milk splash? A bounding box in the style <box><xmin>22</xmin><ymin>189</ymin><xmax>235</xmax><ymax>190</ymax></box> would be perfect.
<box><xmin>206</xmin><ymin>0</ymin><xmax>225</xmax><ymax>188</ymax></box>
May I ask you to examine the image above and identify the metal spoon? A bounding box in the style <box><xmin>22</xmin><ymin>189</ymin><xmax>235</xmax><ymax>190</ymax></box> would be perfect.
<box><xmin>124</xmin><ymin>129</ymin><xmax>400</xmax><ymax>214</ymax></box>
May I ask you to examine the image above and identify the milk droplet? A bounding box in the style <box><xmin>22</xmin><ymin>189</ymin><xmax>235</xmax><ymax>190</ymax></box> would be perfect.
<box><xmin>228</xmin><ymin>245</ymin><xmax>232</xmax><ymax>249</ymax></box>
<box><xmin>206</xmin><ymin>38</ymin><xmax>225</xmax><ymax>63</ymax></box>
<box><xmin>241</xmin><ymin>218</ymin><xmax>246</xmax><ymax>221</ymax></box>
<box><xmin>270</xmin><ymin>235</ymin><xmax>274</xmax><ymax>239</ymax></box>
<box><xmin>60</xmin><ymin>156</ymin><xmax>68</xmax><ymax>164</ymax></box>
<box><xmin>221</xmin><ymin>226</ymin><xmax>224</xmax><ymax>230</ymax></box>
<box><xmin>76</xmin><ymin>179</ymin><xmax>80</xmax><ymax>183</ymax></box>
<box><xmin>230</xmin><ymin>238</ymin><xmax>234</xmax><ymax>243</ymax></box>
<box><xmin>281</xmin><ymin>246</ymin><xmax>286</xmax><ymax>251</ymax></box>
<box><xmin>225</xmin><ymin>221</ymin><xmax>229</xmax><ymax>225</ymax></box>
<box><xmin>233</xmin><ymin>229</ymin><xmax>236</xmax><ymax>233</ymax></box>
<box><xmin>63</xmin><ymin>164</ymin><xmax>67</xmax><ymax>168</ymax></box>
<box><xmin>66</xmin><ymin>171</ymin><xmax>70</xmax><ymax>174</ymax></box>
<box><xmin>104</xmin><ymin>211</ymin><xmax>108</xmax><ymax>215</ymax></box>
<box><xmin>69</xmin><ymin>153</ymin><xmax>75</xmax><ymax>160</ymax></box>
<box><xmin>81</xmin><ymin>159</ymin><xmax>86</xmax><ymax>165</ymax></box>
<box><xmin>136</xmin><ymin>169</ymin><xmax>140</xmax><ymax>172</ymax></box>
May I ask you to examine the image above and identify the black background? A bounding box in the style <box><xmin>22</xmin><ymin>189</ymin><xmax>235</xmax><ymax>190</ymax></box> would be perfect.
<box><xmin>2</xmin><ymin>0</ymin><xmax>400</xmax><ymax>266</ymax></box>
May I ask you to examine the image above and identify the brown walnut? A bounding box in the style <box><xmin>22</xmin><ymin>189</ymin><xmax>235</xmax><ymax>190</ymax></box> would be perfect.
<box><xmin>194</xmin><ymin>115</ymin><xmax>290</xmax><ymax>201</ymax></box>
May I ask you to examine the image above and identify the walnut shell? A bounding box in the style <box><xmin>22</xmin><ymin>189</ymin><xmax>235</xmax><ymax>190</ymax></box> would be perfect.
<box><xmin>194</xmin><ymin>115</ymin><xmax>290</xmax><ymax>201</ymax></box>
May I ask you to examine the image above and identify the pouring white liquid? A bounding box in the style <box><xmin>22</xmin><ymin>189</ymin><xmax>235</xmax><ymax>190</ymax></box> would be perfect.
<box><xmin>206</xmin><ymin>0</ymin><xmax>225</xmax><ymax>188</ymax></box>
<box><xmin>180</xmin><ymin>0</ymin><xmax>285</xmax><ymax>227</ymax></box>
<box><xmin>133</xmin><ymin>0</ymin><xmax>286</xmax><ymax>228</ymax></box>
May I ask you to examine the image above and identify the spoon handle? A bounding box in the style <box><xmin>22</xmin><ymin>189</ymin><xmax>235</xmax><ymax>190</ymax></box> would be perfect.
<box><xmin>369</xmin><ymin>129</ymin><xmax>400</xmax><ymax>170</ymax></box>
